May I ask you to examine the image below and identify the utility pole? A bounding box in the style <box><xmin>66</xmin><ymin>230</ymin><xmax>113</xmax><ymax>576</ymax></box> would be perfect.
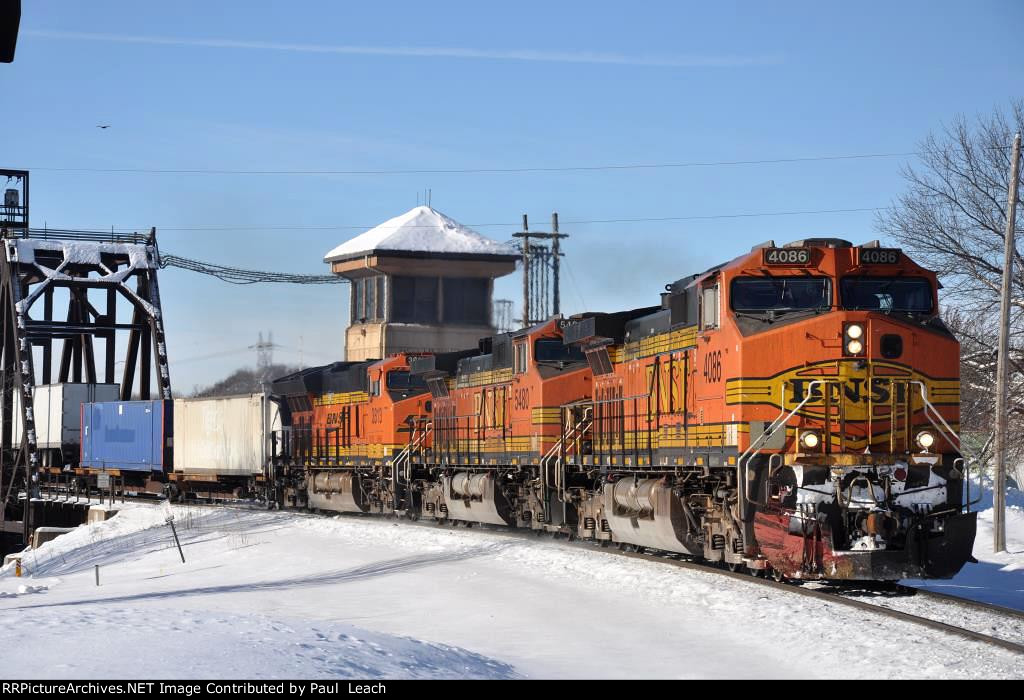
<box><xmin>519</xmin><ymin>215</ymin><xmax>530</xmax><ymax>327</ymax></box>
<box><xmin>512</xmin><ymin>212</ymin><xmax>568</xmax><ymax>328</ymax></box>
<box><xmin>551</xmin><ymin>213</ymin><xmax>561</xmax><ymax>316</ymax></box>
<box><xmin>994</xmin><ymin>132</ymin><xmax>1021</xmax><ymax>553</ymax></box>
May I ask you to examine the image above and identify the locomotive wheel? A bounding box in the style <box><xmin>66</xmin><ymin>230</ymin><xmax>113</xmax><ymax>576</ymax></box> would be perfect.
<box><xmin>771</xmin><ymin>567</ymin><xmax>786</xmax><ymax>582</ymax></box>
<box><xmin>727</xmin><ymin>562</ymin><xmax>742</xmax><ymax>573</ymax></box>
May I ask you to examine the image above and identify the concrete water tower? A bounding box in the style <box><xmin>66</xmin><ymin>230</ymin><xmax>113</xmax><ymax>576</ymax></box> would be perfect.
<box><xmin>325</xmin><ymin>206</ymin><xmax>518</xmax><ymax>361</ymax></box>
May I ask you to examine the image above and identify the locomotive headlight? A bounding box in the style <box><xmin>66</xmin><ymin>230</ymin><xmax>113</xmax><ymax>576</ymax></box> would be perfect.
<box><xmin>916</xmin><ymin>430</ymin><xmax>936</xmax><ymax>451</ymax></box>
<box><xmin>843</xmin><ymin>323</ymin><xmax>866</xmax><ymax>356</ymax></box>
<box><xmin>800</xmin><ymin>431</ymin><xmax>821</xmax><ymax>449</ymax></box>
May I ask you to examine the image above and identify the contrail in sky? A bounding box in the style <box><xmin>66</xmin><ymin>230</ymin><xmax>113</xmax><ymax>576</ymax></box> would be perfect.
<box><xmin>25</xmin><ymin>29</ymin><xmax>781</xmax><ymax>68</ymax></box>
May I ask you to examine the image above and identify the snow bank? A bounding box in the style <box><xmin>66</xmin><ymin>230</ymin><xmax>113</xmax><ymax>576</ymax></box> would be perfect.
<box><xmin>2</xmin><ymin>503</ymin><xmax>1022</xmax><ymax>679</ymax></box>
<box><xmin>1</xmin><ymin>606</ymin><xmax>519</xmax><ymax>680</ymax></box>
<box><xmin>323</xmin><ymin>206</ymin><xmax>518</xmax><ymax>261</ymax></box>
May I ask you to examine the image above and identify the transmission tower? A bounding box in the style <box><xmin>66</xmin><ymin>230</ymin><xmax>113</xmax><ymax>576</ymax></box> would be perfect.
<box><xmin>249</xmin><ymin>331</ymin><xmax>276</xmax><ymax>378</ymax></box>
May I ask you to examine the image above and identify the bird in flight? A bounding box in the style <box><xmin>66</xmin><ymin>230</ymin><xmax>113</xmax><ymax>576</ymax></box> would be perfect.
<box><xmin>96</xmin><ymin>125</ymin><xmax>111</xmax><ymax>129</ymax></box>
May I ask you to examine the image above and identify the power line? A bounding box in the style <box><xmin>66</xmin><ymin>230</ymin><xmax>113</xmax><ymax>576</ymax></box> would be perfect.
<box><xmin>76</xmin><ymin>206</ymin><xmax>884</xmax><ymax>234</ymax></box>
<box><xmin>559</xmin><ymin>207</ymin><xmax>881</xmax><ymax>225</ymax></box>
<box><xmin>160</xmin><ymin>253</ymin><xmax>346</xmax><ymax>284</ymax></box>
<box><xmin>173</xmin><ymin>346</ymin><xmax>253</xmax><ymax>365</ymax></box>
<box><xmin>25</xmin><ymin>151</ymin><xmax>921</xmax><ymax>176</ymax></box>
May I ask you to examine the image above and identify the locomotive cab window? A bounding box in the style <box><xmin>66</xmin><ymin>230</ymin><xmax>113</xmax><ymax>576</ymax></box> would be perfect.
<box><xmin>514</xmin><ymin>341</ymin><xmax>528</xmax><ymax>374</ymax></box>
<box><xmin>840</xmin><ymin>277</ymin><xmax>934</xmax><ymax>313</ymax></box>
<box><xmin>701</xmin><ymin>281</ymin><xmax>720</xmax><ymax>330</ymax></box>
<box><xmin>731</xmin><ymin>277</ymin><xmax>831</xmax><ymax>314</ymax></box>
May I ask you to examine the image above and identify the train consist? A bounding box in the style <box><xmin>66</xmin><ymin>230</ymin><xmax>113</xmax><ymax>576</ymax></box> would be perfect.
<box><xmin>266</xmin><ymin>238</ymin><xmax>976</xmax><ymax>580</ymax></box>
<box><xmin>54</xmin><ymin>238</ymin><xmax>975</xmax><ymax>581</ymax></box>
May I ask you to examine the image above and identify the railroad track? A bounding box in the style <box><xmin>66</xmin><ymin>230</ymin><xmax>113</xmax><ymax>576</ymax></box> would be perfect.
<box><xmin>37</xmin><ymin>494</ymin><xmax>1024</xmax><ymax>656</ymax></box>
<box><xmin>329</xmin><ymin>512</ymin><xmax>1024</xmax><ymax>657</ymax></box>
<box><xmin>620</xmin><ymin>552</ymin><xmax>1024</xmax><ymax>656</ymax></box>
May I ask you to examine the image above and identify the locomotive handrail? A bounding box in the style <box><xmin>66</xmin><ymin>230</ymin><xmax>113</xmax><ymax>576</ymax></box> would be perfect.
<box><xmin>908</xmin><ymin>381</ymin><xmax>981</xmax><ymax>512</ymax></box>
<box><xmin>903</xmin><ymin>381</ymin><xmax>977</xmax><ymax>513</ymax></box>
<box><xmin>955</xmin><ymin>457</ymin><xmax>982</xmax><ymax>509</ymax></box>
<box><xmin>389</xmin><ymin>420</ymin><xmax>432</xmax><ymax>485</ymax></box>
<box><xmin>541</xmin><ymin>406</ymin><xmax>593</xmax><ymax>507</ymax></box>
<box><xmin>739</xmin><ymin>380</ymin><xmax>974</xmax><ymax>521</ymax></box>
<box><xmin>749</xmin><ymin>450</ymin><xmax>786</xmax><ymax>511</ymax></box>
<box><xmin>738</xmin><ymin>380</ymin><xmax>826</xmax><ymax>520</ymax></box>
<box><xmin>909</xmin><ymin>381</ymin><xmax>961</xmax><ymax>451</ymax></box>
<box><xmin>560</xmin><ymin>410</ymin><xmax>592</xmax><ymax>502</ymax></box>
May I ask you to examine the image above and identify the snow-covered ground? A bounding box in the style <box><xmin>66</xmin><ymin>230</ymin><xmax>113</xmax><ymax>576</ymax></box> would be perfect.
<box><xmin>1</xmin><ymin>502</ymin><xmax>1022</xmax><ymax>680</ymax></box>
<box><xmin>903</xmin><ymin>479</ymin><xmax>1024</xmax><ymax>609</ymax></box>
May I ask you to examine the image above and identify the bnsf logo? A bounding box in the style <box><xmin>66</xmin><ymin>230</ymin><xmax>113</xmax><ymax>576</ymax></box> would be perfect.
<box><xmin>326</xmin><ymin>412</ymin><xmax>344</xmax><ymax>425</ymax></box>
<box><xmin>791</xmin><ymin>378</ymin><xmax>907</xmax><ymax>404</ymax></box>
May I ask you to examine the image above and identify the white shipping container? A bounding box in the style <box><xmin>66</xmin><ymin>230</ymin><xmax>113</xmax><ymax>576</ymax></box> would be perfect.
<box><xmin>0</xmin><ymin>383</ymin><xmax>120</xmax><ymax>448</ymax></box>
<box><xmin>173</xmin><ymin>393</ymin><xmax>281</xmax><ymax>476</ymax></box>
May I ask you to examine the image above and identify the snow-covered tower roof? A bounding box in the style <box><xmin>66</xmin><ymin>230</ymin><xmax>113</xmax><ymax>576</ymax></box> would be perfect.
<box><xmin>325</xmin><ymin>206</ymin><xmax>518</xmax><ymax>362</ymax></box>
<box><xmin>324</xmin><ymin>206</ymin><xmax>518</xmax><ymax>263</ymax></box>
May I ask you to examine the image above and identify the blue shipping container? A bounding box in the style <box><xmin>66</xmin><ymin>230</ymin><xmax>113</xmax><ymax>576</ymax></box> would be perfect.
<box><xmin>80</xmin><ymin>400</ymin><xmax>172</xmax><ymax>473</ymax></box>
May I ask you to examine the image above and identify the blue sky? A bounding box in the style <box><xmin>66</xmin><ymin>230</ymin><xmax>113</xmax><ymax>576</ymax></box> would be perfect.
<box><xmin>4</xmin><ymin>1</ymin><xmax>1021</xmax><ymax>391</ymax></box>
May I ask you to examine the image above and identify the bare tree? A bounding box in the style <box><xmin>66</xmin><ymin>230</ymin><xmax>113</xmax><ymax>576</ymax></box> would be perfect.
<box><xmin>877</xmin><ymin>100</ymin><xmax>1024</xmax><ymax>487</ymax></box>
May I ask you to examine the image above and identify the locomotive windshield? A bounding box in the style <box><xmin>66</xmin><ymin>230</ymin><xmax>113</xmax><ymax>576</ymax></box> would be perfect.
<box><xmin>730</xmin><ymin>277</ymin><xmax>831</xmax><ymax>312</ymax></box>
<box><xmin>840</xmin><ymin>277</ymin><xmax>933</xmax><ymax>312</ymax></box>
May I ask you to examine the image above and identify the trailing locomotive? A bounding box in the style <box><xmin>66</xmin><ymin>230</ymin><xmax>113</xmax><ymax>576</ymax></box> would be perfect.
<box><xmin>270</xmin><ymin>238</ymin><xmax>975</xmax><ymax>582</ymax></box>
<box><xmin>270</xmin><ymin>352</ymin><xmax>442</xmax><ymax>514</ymax></box>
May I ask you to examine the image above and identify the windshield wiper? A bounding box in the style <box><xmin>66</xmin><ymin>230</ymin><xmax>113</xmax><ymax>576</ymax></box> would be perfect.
<box><xmin>733</xmin><ymin>311</ymin><xmax>775</xmax><ymax>323</ymax></box>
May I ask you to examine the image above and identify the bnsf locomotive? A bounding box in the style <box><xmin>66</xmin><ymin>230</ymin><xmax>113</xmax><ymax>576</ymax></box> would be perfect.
<box><xmin>269</xmin><ymin>238</ymin><xmax>976</xmax><ymax>581</ymax></box>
